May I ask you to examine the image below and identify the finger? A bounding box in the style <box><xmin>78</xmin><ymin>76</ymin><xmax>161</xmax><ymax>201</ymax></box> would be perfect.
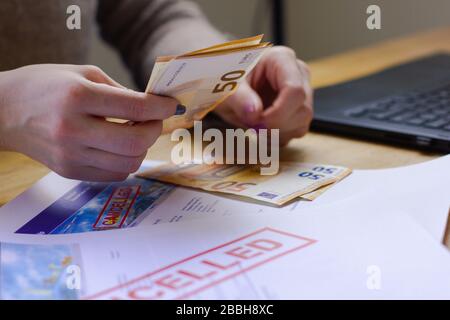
<box><xmin>275</xmin><ymin>107</ymin><xmax>313</xmax><ymax>146</ymax></box>
<box><xmin>297</xmin><ymin>60</ymin><xmax>314</xmax><ymax>109</ymax></box>
<box><xmin>262</xmin><ymin>84</ymin><xmax>306</xmax><ymax>127</ymax></box>
<box><xmin>81</xmin><ymin>117</ymin><xmax>163</xmax><ymax>156</ymax></box>
<box><xmin>265</xmin><ymin>103</ymin><xmax>313</xmax><ymax>137</ymax></box>
<box><xmin>212</xmin><ymin>106</ymin><xmax>248</xmax><ymax>129</ymax></box>
<box><xmin>80</xmin><ymin>147</ymin><xmax>147</xmax><ymax>174</ymax></box>
<box><xmin>79</xmin><ymin>65</ymin><xmax>126</xmax><ymax>89</ymax></box>
<box><xmin>262</xmin><ymin>58</ymin><xmax>313</xmax><ymax>127</ymax></box>
<box><xmin>81</xmin><ymin>83</ymin><xmax>178</xmax><ymax>121</ymax></box>
<box><xmin>58</xmin><ymin>165</ymin><xmax>130</xmax><ymax>182</ymax></box>
<box><xmin>263</xmin><ymin>48</ymin><xmax>308</xmax><ymax>92</ymax></box>
<box><xmin>218</xmin><ymin>81</ymin><xmax>264</xmax><ymax>127</ymax></box>
<box><xmin>296</xmin><ymin>60</ymin><xmax>313</xmax><ymax>101</ymax></box>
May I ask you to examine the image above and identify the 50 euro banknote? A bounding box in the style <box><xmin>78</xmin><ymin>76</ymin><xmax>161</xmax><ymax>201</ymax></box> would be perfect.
<box><xmin>145</xmin><ymin>35</ymin><xmax>272</xmax><ymax>133</ymax></box>
<box><xmin>138</xmin><ymin>162</ymin><xmax>352</xmax><ymax>206</ymax></box>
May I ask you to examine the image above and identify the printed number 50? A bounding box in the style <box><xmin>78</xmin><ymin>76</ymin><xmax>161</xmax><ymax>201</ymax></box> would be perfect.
<box><xmin>212</xmin><ymin>70</ymin><xmax>246</xmax><ymax>93</ymax></box>
<box><xmin>211</xmin><ymin>181</ymin><xmax>256</xmax><ymax>192</ymax></box>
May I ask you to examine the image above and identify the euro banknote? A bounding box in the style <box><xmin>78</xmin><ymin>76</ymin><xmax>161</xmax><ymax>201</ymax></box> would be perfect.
<box><xmin>145</xmin><ymin>35</ymin><xmax>272</xmax><ymax>133</ymax></box>
<box><xmin>138</xmin><ymin>162</ymin><xmax>352</xmax><ymax>206</ymax></box>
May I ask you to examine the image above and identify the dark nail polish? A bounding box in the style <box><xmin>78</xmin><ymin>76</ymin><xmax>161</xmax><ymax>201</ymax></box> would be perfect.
<box><xmin>245</xmin><ymin>103</ymin><xmax>256</xmax><ymax>113</ymax></box>
<box><xmin>175</xmin><ymin>104</ymin><xmax>187</xmax><ymax>115</ymax></box>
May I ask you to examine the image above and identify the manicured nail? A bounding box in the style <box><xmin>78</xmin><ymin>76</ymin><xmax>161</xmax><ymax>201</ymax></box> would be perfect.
<box><xmin>175</xmin><ymin>104</ymin><xmax>187</xmax><ymax>115</ymax></box>
<box><xmin>245</xmin><ymin>103</ymin><xmax>256</xmax><ymax>113</ymax></box>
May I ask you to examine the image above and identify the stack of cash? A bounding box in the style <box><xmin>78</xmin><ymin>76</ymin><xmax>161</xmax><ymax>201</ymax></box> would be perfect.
<box><xmin>138</xmin><ymin>162</ymin><xmax>351</xmax><ymax>206</ymax></box>
<box><xmin>145</xmin><ymin>35</ymin><xmax>272</xmax><ymax>133</ymax></box>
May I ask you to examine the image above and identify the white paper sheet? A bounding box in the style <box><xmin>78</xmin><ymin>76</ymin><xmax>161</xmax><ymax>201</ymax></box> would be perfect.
<box><xmin>0</xmin><ymin>157</ymin><xmax>448</xmax><ymax>243</ymax></box>
<box><xmin>1</xmin><ymin>200</ymin><xmax>449</xmax><ymax>299</ymax></box>
<box><xmin>296</xmin><ymin>155</ymin><xmax>450</xmax><ymax>241</ymax></box>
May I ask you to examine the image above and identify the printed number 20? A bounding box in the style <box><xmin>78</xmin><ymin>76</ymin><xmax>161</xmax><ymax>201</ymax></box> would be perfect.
<box><xmin>212</xmin><ymin>70</ymin><xmax>246</xmax><ymax>93</ymax></box>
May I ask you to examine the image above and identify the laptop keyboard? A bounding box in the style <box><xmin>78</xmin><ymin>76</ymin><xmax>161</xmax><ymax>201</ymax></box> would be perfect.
<box><xmin>345</xmin><ymin>83</ymin><xmax>450</xmax><ymax>131</ymax></box>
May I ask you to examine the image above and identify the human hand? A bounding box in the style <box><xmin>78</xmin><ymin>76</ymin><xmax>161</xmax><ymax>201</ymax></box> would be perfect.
<box><xmin>214</xmin><ymin>46</ymin><xmax>313</xmax><ymax>146</ymax></box>
<box><xmin>0</xmin><ymin>64</ymin><xmax>178</xmax><ymax>181</ymax></box>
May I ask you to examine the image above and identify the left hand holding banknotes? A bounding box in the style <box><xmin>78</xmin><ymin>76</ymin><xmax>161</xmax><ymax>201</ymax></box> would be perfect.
<box><xmin>0</xmin><ymin>64</ymin><xmax>179</xmax><ymax>181</ymax></box>
<box><xmin>214</xmin><ymin>46</ymin><xmax>314</xmax><ymax>146</ymax></box>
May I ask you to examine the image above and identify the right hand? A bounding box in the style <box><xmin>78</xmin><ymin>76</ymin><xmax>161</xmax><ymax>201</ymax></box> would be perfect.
<box><xmin>0</xmin><ymin>64</ymin><xmax>177</xmax><ymax>181</ymax></box>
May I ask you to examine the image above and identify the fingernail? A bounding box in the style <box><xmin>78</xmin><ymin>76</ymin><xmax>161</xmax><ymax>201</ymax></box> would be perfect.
<box><xmin>245</xmin><ymin>103</ymin><xmax>255</xmax><ymax>113</ymax></box>
<box><xmin>175</xmin><ymin>104</ymin><xmax>186</xmax><ymax>115</ymax></box>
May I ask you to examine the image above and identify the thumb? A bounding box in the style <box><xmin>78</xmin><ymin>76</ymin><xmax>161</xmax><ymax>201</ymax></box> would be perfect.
<box><xmin>222</xmin><ymin>81</ymin><xmax>263</xmax><ymax>127</ymax></box>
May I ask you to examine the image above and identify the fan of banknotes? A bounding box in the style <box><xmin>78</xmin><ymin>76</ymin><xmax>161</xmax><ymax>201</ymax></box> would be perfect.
<box><xmin>141</xmin><ymin>36</ymin><xmax>352</xmax><ymax>205</ymax></box>
<box><xmin>138</xmin><ymin>162</ymin><xmax>351</xmax><ymax>206</ymax></box>
<box><xmin>145</xmin><ymin>35</ymin><xmax>272</xmax><ymax>133</ymax></box>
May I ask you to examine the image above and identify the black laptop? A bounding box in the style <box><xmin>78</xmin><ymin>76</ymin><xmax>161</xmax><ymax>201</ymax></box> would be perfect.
<box><xmin>312</xmin><ymin>54</ymin><xmax>450</xmax><ymax>152</ymax></box>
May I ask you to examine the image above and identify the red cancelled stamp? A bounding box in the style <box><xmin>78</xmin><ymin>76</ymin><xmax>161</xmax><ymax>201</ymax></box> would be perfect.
<box><xmin>86</xmin><ymin>227</ymin><xmax>316</xmax><ymax>300</ymax></box>
<box><xmin>92</xmin><ymin>185</ymin><xmax>140</xmax><ymax>230</ymax></box>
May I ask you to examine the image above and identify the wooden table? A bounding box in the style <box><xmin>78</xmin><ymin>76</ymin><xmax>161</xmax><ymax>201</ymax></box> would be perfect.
<box><xmin>1</xmin><ymin>27</ymin><xmax>449</xmax><ymax>245</ymax></box>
